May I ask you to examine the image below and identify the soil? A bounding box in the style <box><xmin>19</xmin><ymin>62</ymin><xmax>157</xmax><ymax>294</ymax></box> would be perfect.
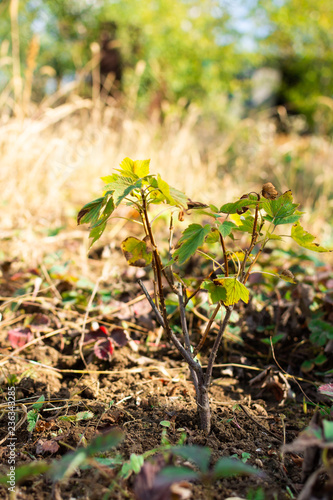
<box><xmin>0</xmin><ymin>240</ymin><xmax>332</xmax><ymax>500</ymax></box>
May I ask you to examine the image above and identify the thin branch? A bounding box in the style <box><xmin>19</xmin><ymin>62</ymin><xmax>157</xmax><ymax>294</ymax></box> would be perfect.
<box><xmin>137</xmin><ymin>279</ymin><xmax>165</xmax><ymax>328</ymax></box>
<box><xmin>177</xmin><ymin>283</ymin><xmax>199</xmax><ymax>397</ymax></box>
<box><xmin>219</xmin><ymin>232</ymin><xmax>229</xmax><ymax>277</ymax></box>
<box><xmin>193</xmin><ymin>302</ymin><xmax>221</xmax><ymax>356</ymax></box>
<box><xmin>204</xmin><ymin>305</ymin><xmax>234</xmax><ymax>388</ymax></box>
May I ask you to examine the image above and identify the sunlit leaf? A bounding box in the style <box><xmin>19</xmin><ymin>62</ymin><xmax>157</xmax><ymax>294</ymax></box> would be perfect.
<box><xmin>291</xmin><ymin>222</ymin><xmax>332</xmax><ymax>252</ymax></box>
<box><xmin>173</xmin><ymin>224</ymin><xmax>211</xmax><ymax>265</ymax></box>
<box><xmin>133</xmin><ymin>159</ymin><xmax>150</xmax><ymax>177</ymax></box>
<box><xmin>261</xmin><ymin>190</ymin><xmax>299</xmax><ymax>225</ymax></box>
<box><xmin>104</xmin><ymin>175</ymin><xmax>142</xmax><ymax>206</ymax></box>
<box><xmin>216</xmin><ymin>278</ymin><xmax>249</xmax><ymax>306</ymax></box>
<box><xmin>121</xmin><ymin>237</ymin><xmax>153</xmax><ymax>267</ymax></box>
<box><xmin>201</xmin><ymin>281</ymin><xmax>227</xmax><ymax>303</ymax></box>
<box><xmin>220</xmin><ymin>198</ymin><xmax>257</xmax><ymax>214</ymax></box>
<box><xmin>218</xmin><ymin>221</ymin><xmax>237</xmax><ymax>238</ymax></box>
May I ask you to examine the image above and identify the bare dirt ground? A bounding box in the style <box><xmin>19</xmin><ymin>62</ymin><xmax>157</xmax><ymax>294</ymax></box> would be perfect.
<box><xmin>0</xmin><ymin>230</ymin><xmax>332</xmax><ymax>500</ymax></box>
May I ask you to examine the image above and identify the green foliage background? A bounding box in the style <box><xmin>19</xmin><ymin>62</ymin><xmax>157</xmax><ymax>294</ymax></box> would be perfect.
<box><xmin>0</xmin><ymin>0</ymin><xmax>332</xmax><ymax>123</ymax></box>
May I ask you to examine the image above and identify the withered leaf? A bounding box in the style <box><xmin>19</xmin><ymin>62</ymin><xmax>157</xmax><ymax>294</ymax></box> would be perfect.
<box><xmin>262</xmin><ymin>182</ymin><xmax>278</xmax><ymax>200</ymax></box>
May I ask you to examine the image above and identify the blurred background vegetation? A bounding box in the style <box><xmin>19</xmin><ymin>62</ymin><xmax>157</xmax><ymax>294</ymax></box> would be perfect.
<box><xmin>1</xmin><ymin>0</ymin><xmax>333</xmax><ymax>260</ymax></box>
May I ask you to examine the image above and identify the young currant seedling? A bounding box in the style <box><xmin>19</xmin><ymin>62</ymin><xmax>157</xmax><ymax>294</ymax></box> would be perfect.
<box><xmin>78</xmin><ymin>158</ymin><xmax>331</xmax><ymax>434</ymax></box>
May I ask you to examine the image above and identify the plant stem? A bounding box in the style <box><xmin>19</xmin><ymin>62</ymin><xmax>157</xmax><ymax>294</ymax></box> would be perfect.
<box><xmin>193</xmin><ymin>302</ymin><xmax>221</xmax><ymax>356</ymax></box>
<box><xmin>204</xmin><ymin>305</ymin><xmax>234</xmax><ymax>388</ymax></box>
<box><xmin>177</xmin><ymin>283</ymin><xmax>199</xmax><ymax>398</ymax></box>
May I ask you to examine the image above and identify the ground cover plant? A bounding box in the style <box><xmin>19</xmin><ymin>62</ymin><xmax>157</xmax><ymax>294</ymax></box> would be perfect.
<box><xmin>77</xmin><ymin>157</ymin><xmax>332</xmax><ymax>435</ymax></box>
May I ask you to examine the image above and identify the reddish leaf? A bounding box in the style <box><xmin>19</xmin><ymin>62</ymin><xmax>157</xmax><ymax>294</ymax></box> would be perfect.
<box><xmin>111</xmin><ymin>328</ymin><xmax>128</xmax><ymax>347</ymax></box>
<box><xmin>36</xmin><ymin>439</ymin><xmax>59</xmax><ymax>455</ymax></box>
<box><xmin>30</xmin><ymin>313</ymin><xmax>50</xmax><ymax>331</ymax></box>
<box><xmin>94</xmin><ymin>338</ymin><xmax>114</xmax><ymax>361</ymax></box>
<box><xmin>84</xmin><ymin>326</ymin><xmax>109</xmax><ymax>344</ymax></box>
<box><xmin>7</xmin><ymin>327</ymin><xmax>33</xmax><ymax>348</ymax></box>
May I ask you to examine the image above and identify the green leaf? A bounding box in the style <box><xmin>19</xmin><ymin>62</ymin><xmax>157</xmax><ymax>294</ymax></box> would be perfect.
<box><xmin>266</xmin><ymin>232</ymin><xmax>283</xmax><ymax>241</ymax></box>
<box><xmin>205</xmin><ymin>228</ymin><xmax>220</xmax><ymax>244</ymax></box>
<box><xmin>216</xmin><ymin>278</ymin><xmax>249</xmax><ymax>306</ymax></box>
<box><xmin>201</xmin><ymin>281</ymin><xmax>227</xmax><ymax>303</ymax></box>
<box><xmin>173</xmin><ymin>224</ymin><xmax>211</xmax><ymax>265</ymax></box>
<box><xmin>89</xmin><ymin>221</ymin><xmax>107</xmax><ymax>247</ymax></box>
<box><xmin>218</xmin><ymin>221</ymin><xmax>237</xmax><ymax>238</ymax></box>
<box><xmin>0</xmin><ymin>462</ymin><xmax>50</xmax><ymax>484</ymax></box>
<box><xmin>158</xmin><ymin>466</ymin><xmax>199</xmax><ymax>482</ymax></box>
<box><xmin>323</xmin><ymin>420</ymin><xmax>333</xmax><ymax>442</ymax></box>
<box><xmin>32</xmin><ymin>395</ymin><xmax>45</xmax><ymax>410</ymax></box>
<box><xmin>260</xmin><ymin>191</ymin><xmax>301</xmax><ymax>225</ymax></box>
<box><xmin>120</xmin><ymin>453</ymin><xmax>144</xmax><ymax>479</ymax></box>
<box><xmin>50</xmin><ymin>450</ymin><xmax>88</xmax><ymax>481</ymax></box>
<box><xmin>160</xmin><ymin>420</ymin><xmax>172</xmax><ymax>428</ymax></box>
<box><xmin>155</xmin><ymin>174</ymin><xmax>188</xmax><ymax>208</ymax></box>
<box><xmin>301</xmin><ymin>360</ymin><xmax>314</xmax><ymax>373</ymax></box>
<box><xmin>121</xmin><ymin>236</ymin><xmax>152</xmax><ymax>267</ymax></box>
<box><xmin>50</xmin><ymin>429</ymin><xmax>124</xmax><ymax>481</ymax></box>
<box><xmin>104</xmin><ymin>175</ymin><xmax>142</xmax><ymax>206</ymax></box>
<box><xmin>77</xmin><ymin>193</ymin><xmax>115</xmax><ymax>230</ymax></box>
<box><xmin>77</xmin><ymin>197</ymin><xmax>104</xmax><ymax>225</ymax></box>
<box><xmin>213</xmin><ymin>457</ymin><xmax>262</xmax><ymax>479</ymax></box>
<box><xmin>170</xmin><ymin>445</ymin><xmax>211</xmax><ymax>474</ymax></box>
<box><xmin>291</xmin><ymin>222</ymin><xmax>332</xmax><ymax>253</ymax></box>
<box><xmin>264</xmin><ymin>211</ymin><xmax>302</xmax><ymax>226</ymax></box>
<box><xmin>236</xmin><ymin>215</ymin><xmax>259</xmax><ymax>234</ymax></box>
<box><xmin>27</xmin><ymin>411</ymin><xmax>38</xmax><ymax>432</ymax></box>
<box><xmin>219</xmin><ymin>198</ymin><xmax>257</xmax><ymax>214</ymax></box>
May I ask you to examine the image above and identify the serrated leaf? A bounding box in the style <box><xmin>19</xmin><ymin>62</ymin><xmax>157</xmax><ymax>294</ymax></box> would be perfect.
<box><xmin>27</xmin><ymin>411</ymin><xmax>38</xmax><ymax>432</ymax></box>
<box><xmin>201</xmin><ymin>281</ymin><xmax>227</xmax><ymax>303</ymax></box>
<box><xmin>216</xmin><ymin>278</ymin><xmax>249</xmax><ymax>306</ymax></box>
<box><xmin>264</xmin><ymin>211</ymin><xmax>303</xmax><ymax>226</ymax></box>
<box><xmin>266</xmin><ymin>232</ymin><xmax>283</xmax><ymax>240</ymax></box>
<box><xmin>218</xmin><ymin>221</ymin><xmax>237</xmax><ymax>238</ymax></box>
<box><xmin>78</xmin><ymin>193</ymin><xmax>114</xmax><ymax>231</ymax></box>
<box><xmin>205</xmin><ymin>228</ymin><xmax>220</xmax><ymax>244</ymax></box>
<box><xmin>261</xmin><ymin>190</ymin><xmax>299</xmax><ymax>224</ymax></box>
<box><xmin>133</xmin><ymin>159</ymin><xmax>150</xmax><ymax>177</ymax></box>
<box><xmin>173</xmin><ymin>224</ymin><xmax>211</xmax><ymax>265</ymax></box>
<box><xmin>220</xmin><ymin>198</ymin><xmax>258</xmax><ymax>214</ymax></box>
<box><xmin>213</xmin><ymin>457</ymin><xmax>262</xmax><ymax>479</ymax></box>
<box><xmin>236</xmin><ymin>215</ymin><xmax>259</xmax><ymax>234</ymax></box>
<box><xmin>77</xmin><ymin>197</ymin><xmax>105</xmax><ymax>225</ymax></box>
<box><xmin>121</xmin><ymin>237</ymin><xmax>152</xmax><ymax>267</ymax></box>
<box><xmin>89</xmin><ymin>221</ymin><xmax>107</xmax><ymax>247</ymax></box>
<box><xmin>155</xmin><ymin>175</ymin><xmax>188</xmax><ymax>208</ymax></box>
<box><xmin>104</xmin><ymin>175</ymin><xmax>142</xmax><ymax>206</ymax></box>
<box><xmin>291</xmin><ymin>222</ymin><xmax>332</xmax><ymax>253</ymax></box>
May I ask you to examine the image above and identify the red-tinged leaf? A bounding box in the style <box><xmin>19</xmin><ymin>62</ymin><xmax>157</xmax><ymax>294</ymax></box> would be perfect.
<box><xmin>84</xmin><ymin>327</ymin><xmax>109</xmax><ymax>344</ymax></box>
<box><xmin>318</xmin><ymin>383</ymin><xmax>333</xmax><ymax>400</ymax></box>
<box><xmin>8</xmin><ymin>327</ymin><xmax>33</xmax><ymax>348</ymax></box>
<box><xmin>36</xmin><ymin>439</ymin><xmax>60</xmax><ymax>455</ymax></box>
<box><xmin>30</xmin><ymin>313</ymin><xmax>50</xmax><ymax>331</ymax></box>
<box><xmin>94</xmin><ymin>338</ymin><xmax>114</xmax><ymax>361</ymax></box>
<box><xmin>111</xmin><ymin>328</ymin><xmax>128</xmax><ymax>347</ymax></box>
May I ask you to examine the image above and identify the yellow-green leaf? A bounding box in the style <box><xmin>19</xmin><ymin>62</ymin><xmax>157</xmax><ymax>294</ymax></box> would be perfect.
<box><xmin>216</xmin><ymin>278</ymin><xmax>249</xmax><ymax>306</ymax></box>
<box><xmin>133</xmin><ymin>159</ymin><xmax>150</xmax><ymax>177</ymax></box>
<box><xmin>121</xmin><ymin>237</ymin><xmax>153</xmax><ymax>267</ymax></box>
<box><xmin>291</xmin><ymin>222</ymin><xmax>332</xmax><ymax>253</ymax></box>
<box><xmin>201</xmin><ymin>281</ymin><xmax>227</xmax><ymax>303</ymax></box>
